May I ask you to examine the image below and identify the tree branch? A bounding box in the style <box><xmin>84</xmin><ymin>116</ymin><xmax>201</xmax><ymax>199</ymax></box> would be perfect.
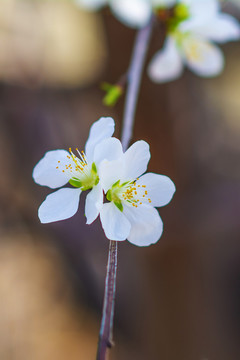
<box><xmin>96</xmin><ymin>17</ymin><xmax>154</xmax><ymax>360</ymax></box>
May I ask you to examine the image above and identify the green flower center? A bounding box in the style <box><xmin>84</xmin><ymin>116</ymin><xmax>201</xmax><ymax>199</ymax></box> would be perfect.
<box><xmin>106</xmin><ymin>179</ymin><xmax>151</xmax><ymax>212</ymax></box>
<box><xmin>56</xmin><ymin>148</ymin><xmax>99</xmax><ymax>191</ymax></box>
<box><xmin>69</xmin><ymin>162</ymin><xmax>99</xmax><ymax>191</ymax></box>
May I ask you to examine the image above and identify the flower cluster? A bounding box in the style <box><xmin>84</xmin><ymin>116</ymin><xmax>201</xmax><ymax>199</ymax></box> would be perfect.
<box><xmin>148</xmin><ymin>0</ymin><xmax>240</xmax><ymax>82</ymax></box>
<box><xmin>33</xmin><ymin>117</ymin><xmax>175</xmax><ymax>246</ymax></box>
<box><xmin>76</xmin><ymin>0</ymin><xmax>240</xmax><ymax>81</ymax></box>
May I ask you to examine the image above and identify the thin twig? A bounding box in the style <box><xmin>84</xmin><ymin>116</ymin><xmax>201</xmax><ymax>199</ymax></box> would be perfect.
<box><xmin>121</xmin><ymin>18</ymin><xmax>154</xmax><ymax>151</ymax></box>
<box><xmin>96</xmin><ymin>17</ymin><xmax>154</xmax><ymax>360</ymax></box>
<box><xmin>96</xmin><ymin>241</ymin><xmax>118</xmax><ymax>360</ymax></box>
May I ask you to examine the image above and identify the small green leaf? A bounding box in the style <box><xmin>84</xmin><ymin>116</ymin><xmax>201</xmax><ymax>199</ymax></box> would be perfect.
<box><xmin>101</xmin><ymin>82</ymin><xmax>123</xmax><ymax>107</ymax></box>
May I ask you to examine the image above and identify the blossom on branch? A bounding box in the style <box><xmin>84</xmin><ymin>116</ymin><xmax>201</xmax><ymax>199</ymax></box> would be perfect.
<box><xmin>32</xmin><ymin>117</ymin><xmax>122</xmax><ymax>224</ymax></box>
<box><xmin>148</xmin><ymin>0</ymin><xmax>240</xmax><ymax>82</ymax></box>
<box><xmin>75</xmin><ymin>0</ymin><xmax>175</xmax><ymax>28</ymax></box>
<box><xmin>33</xmin><ymin>118</ymin><xmax>176</xmax><ymax>247</ymax></box>
<box><xmin>98</xmin><ymin>140</ymin><xmax>176</xmax><ymax>246</ymax></box>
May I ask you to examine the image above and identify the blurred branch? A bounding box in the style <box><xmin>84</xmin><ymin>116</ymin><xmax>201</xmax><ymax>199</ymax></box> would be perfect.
<box><xmin>121</xmin><ymin>17</ymin><xmax>154</xmax><ymax>151</ymax></box>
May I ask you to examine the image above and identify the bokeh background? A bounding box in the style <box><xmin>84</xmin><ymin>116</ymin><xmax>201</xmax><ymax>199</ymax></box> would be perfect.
<box><xmin>1</xmin><ymin>1</ymin><xmax>240</xmax><ymax>359</ymax></box>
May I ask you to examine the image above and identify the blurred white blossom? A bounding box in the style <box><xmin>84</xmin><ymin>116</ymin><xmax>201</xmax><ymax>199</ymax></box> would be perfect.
<box><xmin>148</xmin><ymin>0</ymin><xmax>240</xmax><ymax>82</ymax></box>
<box><xmin>75</xmin><ymin>0</ymin><xmax>175</xmax><ymax>28</ymax></box>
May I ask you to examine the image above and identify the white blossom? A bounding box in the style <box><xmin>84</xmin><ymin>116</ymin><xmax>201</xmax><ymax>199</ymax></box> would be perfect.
<box><xmin>148</xmin><ymin>0</ymin><xmax>240</xmax><ymax>82</ymax></box>
<box><xmin>75</xmin><ymin>0</ymin><xmax>175</xmax><ymax>28</ymax></box>
<box><xmin>33</xmin><ymin>117</ymin><xmax>176</xmax><ymax>246</ymax></box>
<box><xmin>32</xmin><ymin>117</ymin><xmax>122</xmax><ymax>224</ymax></box>
<box><xmin>98</xmin><ymin>140</ymin><xmax>176</xmax><ymax>246</ymax></box>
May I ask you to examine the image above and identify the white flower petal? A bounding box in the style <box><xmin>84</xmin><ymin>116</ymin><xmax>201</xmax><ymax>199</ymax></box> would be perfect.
<box><xmin>137</xmin><ymin>173</ymin><xmax>176</xmax><ymax>207</ymax></box>
<box><xmin>33</xmin><ymin>150</ymin><xmax>71</xmax><ymax>189</ymax></box>
<box><xmin>75</xmin><ymin>0</ymin><xmax>107</xmax><ymax>10</ymax></box>
<box><xmin>123</xmin><ymin>140</ymin><xmax>150</xmax><ymax>180</ymax></box>
<box><xmin>182</xmin><ymin>37</ymin><xmax>224</xmax><ymax>77</ymax></box>
<box><xmin>179</xmin><ymin>0</ymin><xmax>219</xmax><ymax>32</ymax></box>
<box><xmin>110</xmin><ymin>0</ymin><xmax>151</xmax><ymax>28</ymax></box>
<box><xmin>179</xmin><ymin>17</ymin><xmax>207</xmax><ymax>33</ymax></box>
<box><xmin>38</xmin><ymin>188</ymin><xmax>81</xmax><ymax>223</ymax></box>
<box><xmin>183</xmin><ymin>0</ymin><xmax>219</xmax><ymax>19</ymax></box>
<box><xmin>85</xmin><ymin>183</ymin><xmax>103</xmax><ymax>224</ymax></box>
<box><xmin>192</xmin><ymin>14</ymin><xmax>240</xmax><ymax>43</ymax></box>
<box><xmin>99</xmin><ymin>158</ymin><xmax>125</xmax><ymax>193</ymax></box>
<box><xmin>85</xmin><ymin>117</ymin><xmax>115</xmax><ymax>163</ymax></box>
<box><xmin>148</xmin><ymin>37</ymin><xmax>183</xmax><ymax>83</ymax></box>
<box><xmin>123</xmin><ymin>204</ymin><xmax>163</xmax><ymax>246</ymax></box>
<box><xmin>93</xmin><ymin>137</ymin><xmax>123</xmax><ymax>167</ymax></box>
<box><xmin>100</xmin><ymin>202</ymin><xmax>131</xmax><ymax>241</ymax></box>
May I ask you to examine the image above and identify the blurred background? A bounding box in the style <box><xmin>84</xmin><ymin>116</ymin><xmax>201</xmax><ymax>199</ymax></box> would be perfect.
<box><xmin>0</xmin><ymin>0</ymin><xmax>240</xmax><ymax>359</ymax></box>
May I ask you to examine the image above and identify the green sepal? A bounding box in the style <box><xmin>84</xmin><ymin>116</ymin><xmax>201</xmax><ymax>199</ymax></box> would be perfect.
<box><xmin>114</xmin><ymin>200</ymin><xmax>123</xmax><ymax>212</ymax></box>
<box><xmin>94</xmin><ymin>176</ymin><xmax>99</xmax><ymax>186</ymax></box>
<box><xmin>174</xmin><ymin>4</ymin><xmax>189</xmax><ymax>20</ymax></box>
<box><xmin>69</xmin><ymin>178</ymin><xmax>82</xmax><ymax>188</ymax></box>
<box><xmin>112</xmin><ymin>179</ymin><xmax>120</xmax><ymax>188</ymax></box>
<box><xmin>106</xmin><ymin>190</ymin><xmax>112</xmax><ymax>202</ymax></box>
<box><xmin>167</xmin><ymin>4</ymin><xmax>190</xmax><ymax>33</ymax></box>
<box><xmin>92</xmin><ymin>162</ymin><xmax>97</xmax><ymax>174</ymax></box>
